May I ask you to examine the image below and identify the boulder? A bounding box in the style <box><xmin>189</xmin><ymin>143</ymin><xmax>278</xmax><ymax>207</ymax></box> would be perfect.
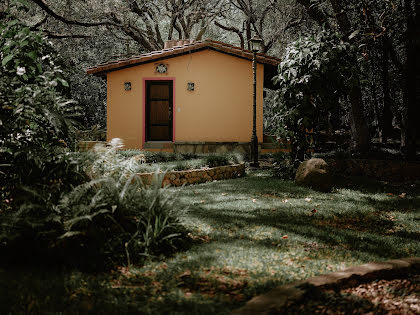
<box><xmin>295</xmin><ymin>158</ymin><xmax>332</xmax><ymax>192</ymax></box>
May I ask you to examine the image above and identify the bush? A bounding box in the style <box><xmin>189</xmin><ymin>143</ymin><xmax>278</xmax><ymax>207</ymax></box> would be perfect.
<box><xmin>205</xmin><ymin>154</ymin><xmax>230</xmax><ymax>168</ymax></box>
<box><xmin>270</xmin><ymin>152</ymin><xmax>297</xmax><ymax>180</ymax></box>
<box><xmin>272</xmin><ymin>29</ymin><xmax>356</xmax><ymax>161</ymax></box>
<box><xmin>1</xmin><ymin>139</ymin><xmax>188</xmax><ymax>269</ymax></box>
<box><xmin>0</xmin><ymin>11</ymin><xmax>188</xmax><ymax>268</ymax></box>
<box><xmin>173</xmin><ymin>161</ymin><xmax>190</xmax><ymax>171</ymax></box>
<box><xmin>0</xmin><ymin>13</ymin><xmax>83</xmax><ymax>204</ymax></box>
<box><xmin>180</xmin><ymin>152</ymin><xmax>198</xmax><ymax>160</ymax></box>
<box><xmin>59</xmin><ymin>175</ymin><xmax>186</xmax><ymax>269</ymax></box>
<box><xmin>75</xmin><ymin>125</ymin><xmax>106</xmax><ymax>141</ymax></box>
<box><xmin>205</xmin><ymin>153</ymin><xmax>243</xmax><ymax>168</ymax></box>
<box><xmin>62</xmin><ymin>140</ymin><xmax>187</xmax><ymax>268</ymax></box>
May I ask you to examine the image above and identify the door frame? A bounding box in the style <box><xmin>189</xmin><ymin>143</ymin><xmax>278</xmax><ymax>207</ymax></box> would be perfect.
<box><xmin>142</xmin><ymin>77</ymin><xmax>176</xmax><ymax>146</ymax></box>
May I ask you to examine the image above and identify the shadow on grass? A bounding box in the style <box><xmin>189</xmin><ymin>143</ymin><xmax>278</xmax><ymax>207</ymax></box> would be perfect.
<box><xmin>333</xmin><ymin>174</ymin><xmax>420</xmax><ymax>195</ymax></box>
<box><xmin>1</xmin><ymin>173</ymin><xmax>418</xmax><ymax>315</ymax></box>
<box><xmin>180</xmin><ymin>175</ymin><xmax>420</xmax><ymax>260</ymax></box>
<box><xmin>187</xmin><ymin>208</ymin><xmax>416</xmax><ymax>258</ymax></box>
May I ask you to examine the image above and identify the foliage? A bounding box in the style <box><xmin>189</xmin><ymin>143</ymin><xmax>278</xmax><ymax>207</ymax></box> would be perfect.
<box><xmin>0</xmin><ymin>12</ymin><xmax>89</xmax><ymax>267</ymax></box>
<box><xmin>1</xmin><ymin>139</ymin><xmax>188</xmax><ymax>269</ymax></box>
<box><xmin>1</xmin><ymin>170</ymin><xmax>419</xmax><ymax>314</ymax></box>
<box><xmin>204</xmin><ymin>153</ymin><xmax>242</xmax><ymax>168</ymax></box>
<box><xmin>270</xmin><ymin>152</ymin><xmax>297</xmax><ymax>180</ymax></box>
<box><xmin>117</xmin><ymin>150</ymin><xmax>242</xmax><ymax>168</ymax></box>
<box><xmin>0</xmin><ymin>12</ymin><xmax>188</xmax><ymax>270</ymax></box>
<box><xmin>271</xmin><ymin>29</ymin><xmax>357</xmax><ymax>161</ymax></box>
<box><xmin>59</xmin><ymin>140</ymin><xmax>187</xmax><ymax>268</ymax></box>
<box><xmin>75</xmin><ymin>124</ymin><xmax>106</xmax><ymax>141</ymax></box>
<box><xmin>174</xmin><ymin>161</ymin><xmax>191</xmax><ymax>171</ymax></box>
<box><xmin>0</xmin><ymin>12</ymin><xmax>82</xmax><ymax>202</ymax></box>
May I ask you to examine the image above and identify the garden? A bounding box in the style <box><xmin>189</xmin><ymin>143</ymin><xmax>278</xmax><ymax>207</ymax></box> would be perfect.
<box><xmin>1</xmin><ymin>159</ymin><xmax>419</xmax><ymax>313</ymax></box>
<box><xmin>1</xmin><ymin>1</ymin><xmax>419</xmax><ymax>314</ymax></box>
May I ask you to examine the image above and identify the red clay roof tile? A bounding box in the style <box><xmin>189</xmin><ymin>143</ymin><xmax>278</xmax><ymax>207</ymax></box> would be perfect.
<box><xmin>87</xmin><ymin>39</ymin><xmax>281</xmax><ymax>75</ymax></box>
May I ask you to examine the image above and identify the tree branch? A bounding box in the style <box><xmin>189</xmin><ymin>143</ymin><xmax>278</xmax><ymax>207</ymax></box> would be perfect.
<box><xmin>29</xmin><ymin>0</ymin><xmax>118</xmax><ymax>27</ymax></box>
<box><xmin>44</xmin><ymin>32</ymin><xmax>90</xmax><ymax>39</ymax></box>
<box><xmin>214</xmin><ymin>20</ymin><xmax>245</xmax><ymax>48</ymax></box>
<box><xmin>296</xmin><ymin>0</ymin><xmax>330</xmax><ymax>28</ymax></box>
<box><xmin>30</xmin><ymin>15</ymin><xmax>47</xmax><ymax>30</ymax></box>
<box><xmin>284</xmin><ymin>16</ymin><xmax>304</xmax><ymax>32</ymax></box>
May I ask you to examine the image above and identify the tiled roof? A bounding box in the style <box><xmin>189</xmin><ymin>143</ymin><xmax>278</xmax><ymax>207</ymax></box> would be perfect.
<box><xmin>87</xmin><ymin>39</ymin><xmax>281</xmax><ymax>76</ymax></box>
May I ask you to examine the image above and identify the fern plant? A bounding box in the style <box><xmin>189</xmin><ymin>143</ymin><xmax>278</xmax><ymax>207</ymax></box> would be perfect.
<box><xmin>58</xmin><ymin>140</ymin><xmax>187</xmax><ymax>268</ymax></box>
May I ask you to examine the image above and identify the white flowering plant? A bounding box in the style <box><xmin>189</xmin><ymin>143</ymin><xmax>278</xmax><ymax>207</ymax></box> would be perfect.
<box><xmin>0</xmin><ymin>11</ymin><xmax>83</xmax><ymax>199</ymax></box>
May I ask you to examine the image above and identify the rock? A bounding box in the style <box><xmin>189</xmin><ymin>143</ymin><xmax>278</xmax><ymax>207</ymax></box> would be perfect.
<box><xmin>295</xmin><ymin>158</ymin><xmax>332</xmax><ymax>192</ymax></box>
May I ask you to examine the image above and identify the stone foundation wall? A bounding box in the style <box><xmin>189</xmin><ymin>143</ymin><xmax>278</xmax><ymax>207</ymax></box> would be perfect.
<box><xmin>326</xmin><ymin>159</ymin><xmax>420</xmax><ymax>181</ymax></box>
<box><xmin>137</xmin><ymin>163</ymin><xmax>246</xmax><ymax>187</ymax></box>
<box><xmin>174</xmin><ymin>142</ymin><xmax>260</xmax><ymax>155</ymax></box>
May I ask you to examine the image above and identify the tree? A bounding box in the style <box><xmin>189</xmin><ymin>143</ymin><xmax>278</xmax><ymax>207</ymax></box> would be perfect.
<box><xmin>401</xmin><ymin>0</ymin><xmax>419</xmax><ymax>159</ymax></box>
<box><xmin>214</xmin><ymin>0</ymin><xmax>304</xmax><ymax>53</ymax></box>
<box><xmin>295</xmin><ymin>0</ymin><xmax>370</xmax><ymax>153</ymax></box>
<box><xmin>19</xmin><ymin>0</ymin><xmax>227</xmax><ymax>50</ymax></box>
<box><xmin>272</xmin><ymin>30</ymin><xmax>355</xmax><ymax>161</ymax></box>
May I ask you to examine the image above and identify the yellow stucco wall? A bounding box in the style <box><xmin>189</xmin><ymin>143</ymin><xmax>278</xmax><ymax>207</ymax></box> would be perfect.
<box><xmin>106</xmin><ymin>49</ymin><xmax>264</xmax><ymax>149</ymax></box>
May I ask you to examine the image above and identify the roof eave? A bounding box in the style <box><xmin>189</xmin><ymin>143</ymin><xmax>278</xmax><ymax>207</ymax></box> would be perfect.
<box><xmin>87</xmin><ymin>41</ymin><xmax>281</xmax><ymax>76</ymax></box>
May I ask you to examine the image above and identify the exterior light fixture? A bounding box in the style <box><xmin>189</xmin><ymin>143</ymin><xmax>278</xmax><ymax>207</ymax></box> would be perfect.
<box><xmin>124</xmin><ymin>82</ymin><xmax>132</xmax><ymax>91</ymax></box>
<box><xmin>249</xmin><ymin>35</ymin><xmax>262</xmax><ymax>168</ymax></box>
<box><xmin>187</xmin><ymin>82</ymin><xmax>195</xmax><ymax>91</ymax></box>
<box><xmin>249</xmin><ymin>35</ymin><xmax>262</xmax><ymax>52</ymax></box>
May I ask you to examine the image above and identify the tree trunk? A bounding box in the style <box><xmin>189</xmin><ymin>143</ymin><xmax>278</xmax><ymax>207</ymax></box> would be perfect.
<box><xmin>329</xmin><ymin>0</ymin><xmax>370</xmax><ymax>153</ymax></box>
<box><xmin>381</xmin><ymin>35</ymin><xmax>393</xmax><ymax>144</ymax></box>
<box><xmin>348</xmin><ymin>79</ymin><xmax>370</xmax><ymax>152</ymax></box>
<box><xmin>401</xmin><ymin>0</ymin><xmax>419</xmax><ymax>159</ymax></box>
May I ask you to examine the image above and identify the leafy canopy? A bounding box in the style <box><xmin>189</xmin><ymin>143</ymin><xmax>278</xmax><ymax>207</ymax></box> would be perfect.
<box><xmin>270</xmin><ymin>30</ymin><xmax>357</xmax><ymax>159</ymax></box>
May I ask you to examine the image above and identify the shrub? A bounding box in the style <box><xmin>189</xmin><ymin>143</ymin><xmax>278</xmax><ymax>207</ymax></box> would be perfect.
<box><xmin>0</xmin><ymin>11</ymin><xmax>87</xmax><ymax>266</ymax></box>
<box><xmin>1</xmin><ymin>139</ymin><xmax>188</xmax><ymax>269</ymax></box>
<box><xmin>204</xmin><ymin>153</ymin><xmax>243</xmax><ymax>168</ymax></box>
<box><xmin>0</xmin><ymin>12</ymin><xmax>82</xmax><ymax>204</ymax></box>
<box><xmin>270</xmin><ymin>152</ymin><xmax>297</xmax><ymax>180</ymax></box>
<box><xmin>173</xmin><ymin>161</ymin><xmax>190</xmax><ymax>171</ymax></box>
<box><xmin>58</xmin><ymin>172</ymin><xmax>187</xmax><ymax>269</ymax></box>
<box><xmin>180</xmin><ymin>152</ymin><xmax>198</xmax><ymax>160</ymax></box>
<box><xmin>118</xmin><ymin>149</ymin><xmax>144</xmax><ymax>158</ymax></box>
<box><xmin>205</xmin><ymin>154</ymin><xmax>230</xmax><ymax>168</ymax></box>
<box><xmin>272</xmin><ymin>29</ymin><xmax>356</xmax><ymax>161</ymax></box>
<box><xmin>75</xmin><ymin>125</ymin><xmax>106</xmax><ymax>141</ymax></box>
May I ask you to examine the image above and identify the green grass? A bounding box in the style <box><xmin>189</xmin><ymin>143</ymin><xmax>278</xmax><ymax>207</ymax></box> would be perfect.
<box><xmin>1</xmin><ymin>171</ymin><xmax>419</xmax><ymax>314</ymax></box>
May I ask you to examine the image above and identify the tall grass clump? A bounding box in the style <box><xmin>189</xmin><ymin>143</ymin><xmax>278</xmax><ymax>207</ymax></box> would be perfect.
<box><xmin>57</xmin><ymin>139</ymin><xmax>188</xmax><ymax>269</ymax></box>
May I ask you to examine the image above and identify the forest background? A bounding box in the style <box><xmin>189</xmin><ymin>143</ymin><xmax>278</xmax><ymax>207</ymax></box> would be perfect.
<box><xmin>1</xmin><ymin>0</ymin><xmax>419</xmax><ymax>158</ymax></box>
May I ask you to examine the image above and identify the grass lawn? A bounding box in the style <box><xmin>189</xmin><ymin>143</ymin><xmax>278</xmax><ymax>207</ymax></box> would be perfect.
<box><xmin>1</xmin><ymin>170</ymin><xmax>419</xmax><ymax>314</ymax></box>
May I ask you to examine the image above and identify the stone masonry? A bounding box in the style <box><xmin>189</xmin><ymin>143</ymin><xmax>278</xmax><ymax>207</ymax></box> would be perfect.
<box><xmin>137</xmin><ymin>163</ymin><xmax>246</xmax><ymax>187</ymax></box>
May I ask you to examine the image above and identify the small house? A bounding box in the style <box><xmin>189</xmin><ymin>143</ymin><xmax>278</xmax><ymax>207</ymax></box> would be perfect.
<box><xmin>87</xmin><ymin>39</ymin><xmax>281</xmax><ymax>153</ymax></box>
